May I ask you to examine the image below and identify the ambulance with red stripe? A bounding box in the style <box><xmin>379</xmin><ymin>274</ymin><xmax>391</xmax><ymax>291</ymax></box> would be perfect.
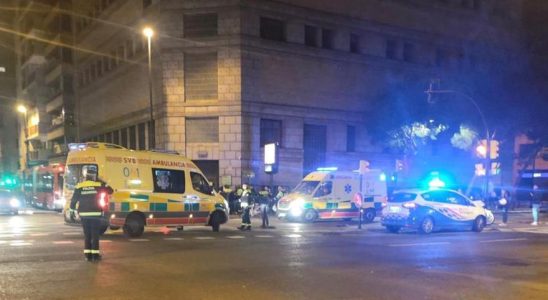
<box><xmin>277</xmin><ymin>166</ymin><xmax>387</xmax><ymax>223</ymax></box>
<box><xmin>63</xmin><ymin>142</ymin><xmax>228</xmax><ymax>237</ymax></box>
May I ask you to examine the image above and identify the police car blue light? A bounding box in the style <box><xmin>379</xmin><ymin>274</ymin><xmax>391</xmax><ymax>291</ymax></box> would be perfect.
<box><xmin>381</xmin><ymin>189</ymin><xmax>494</xmax><ymax>234</ymax></box>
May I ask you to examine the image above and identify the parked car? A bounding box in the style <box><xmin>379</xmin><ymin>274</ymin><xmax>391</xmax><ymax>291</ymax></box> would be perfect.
<box><xmin>381</xmin><ymin>189</ymin><xmax>494</xmax><ymax>234</ymax></box>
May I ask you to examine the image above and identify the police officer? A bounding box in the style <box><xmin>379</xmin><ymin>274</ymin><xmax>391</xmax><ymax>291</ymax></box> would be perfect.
<box><xmin>238</xmin><ymin>185</ymin><xmax>253</xmax><ymax>230</ymax></box>
<box><xmin>70</xmin><ymin>169</ymin><xmax>112</xmax><ymax>262</ymax></box>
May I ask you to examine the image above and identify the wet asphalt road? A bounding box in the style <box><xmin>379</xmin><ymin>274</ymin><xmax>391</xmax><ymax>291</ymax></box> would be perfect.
<box><xmin>0</xmin><ymin>212</ymin><xmax>547</xmax><ymax>300</ymax></box>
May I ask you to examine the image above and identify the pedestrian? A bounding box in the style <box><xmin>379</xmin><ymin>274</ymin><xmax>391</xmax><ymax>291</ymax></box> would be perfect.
<box><xmin>530</xmin><ymin>184</ymin><xmax>542</xmax><ymax>226</ymax></box>
<box><xmin>238</xmin><ymin>184</ymin><xmax>253</xmax><ymax>230</ymax></box>
<box><xmin>70</xmin><ymin>169</ymin><xmax>113</xmax><ymax>262</ymax></box>
<box><xmin>498</xmin><ymin>189</ymin><xmax>510</xmax><ymax>226</ymax></box>
<box><xmin>258</xmin><ymin>187</ymin><xmax>270</xmax><ymax>228</ymax></box>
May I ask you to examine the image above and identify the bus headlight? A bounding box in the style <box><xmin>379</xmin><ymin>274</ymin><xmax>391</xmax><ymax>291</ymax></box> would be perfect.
<box><xmin>10</xmin><ymin>198</ymin><xmax>20</xmax><ymax>208</ymax></box>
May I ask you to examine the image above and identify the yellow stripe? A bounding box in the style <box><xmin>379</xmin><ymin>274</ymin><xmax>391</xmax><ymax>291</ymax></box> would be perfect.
<box><xmin>79</xmin><ymin>212</ymin><xmax>102</xmax><ymax>216</ymax></box>
<box><xmin>91</xmin><ymin>250</ymin><xmax>100</xmax><ymax>254</ymax></box>
<box><xmin>83</xmin><ymin>249</ymin><xmax>92</xmax><ymax>253</ymax></box>
<box><xmin>76</xmin><ymin>181</ymin><xmax>102</xmax><ymax>189</ymax></box>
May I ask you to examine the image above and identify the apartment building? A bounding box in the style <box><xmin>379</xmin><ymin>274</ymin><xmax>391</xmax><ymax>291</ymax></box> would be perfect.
<box><xmin>16</xmin><ymin>0</ymin><xmax>524</xmax><ymax>187</ymax></box>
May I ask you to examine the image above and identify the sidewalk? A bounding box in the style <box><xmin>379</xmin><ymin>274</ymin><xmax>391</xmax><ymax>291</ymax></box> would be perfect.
<box><xmin>492</xmin><ymin>210</ymin><xmax>548</xmax><ymax>234</ymax></box>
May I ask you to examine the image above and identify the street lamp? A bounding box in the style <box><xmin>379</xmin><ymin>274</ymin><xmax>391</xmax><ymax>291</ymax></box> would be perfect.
<box><xmin>143</xmin><ymin>26</ymin><xmax>155</xmax><ymax>148</ymax></box>
<box><xmin>16</xmin><ymin>104</ymin><xmax>30</xmax><ymax>169</ymax></box>
<box><xmin>425</xmin><ymin>80</ymin><xmax>491</xmax><ymax>197</ymax></box>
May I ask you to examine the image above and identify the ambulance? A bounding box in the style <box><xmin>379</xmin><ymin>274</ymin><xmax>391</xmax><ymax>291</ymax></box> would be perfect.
<box><xmin>63</xmin><ymin>142</ymin><xmax>229</xmax><ymax>237</ymax></box>
<box><xmin>277</xmin><ymin>166</ymin><xmax>387</xmax><ymax>223</ymax></box>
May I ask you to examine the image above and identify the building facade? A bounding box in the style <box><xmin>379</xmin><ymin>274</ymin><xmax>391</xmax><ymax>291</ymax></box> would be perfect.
<box><xmin>16</xmin><ymin>0</ymin><xmax>525</xmax><ymax>188</ymax></box>
<box><xmin>14</xmin><ymin>0</ymin><xmax>77</xmax><ymax>170</ymax></box>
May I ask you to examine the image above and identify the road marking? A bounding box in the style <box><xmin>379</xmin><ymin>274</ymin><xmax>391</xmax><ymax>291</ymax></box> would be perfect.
<box><xmin>226</xmin><ymin>235</ymin><xmax>246</xmax><ymax>239</ymax></box>
<box><xmin>63</xmin><ymin>232</ymin><xmax>82</xmax><ymax>236</ymax></box>
<box><xmin>53</xmin><ymin>241</ymin><xmax>74</xmax><ymax>245</ymax></box>
<box><xmin>194</xmin><ymin>237</ymin><xmax>215</xmax><ymax>240</ymax></box>
<box><xmin>389</xmin><ymin>242</ymin><xmax>451</xmax><ymax>247</ymax></box>
<box><xmin>101</xmin><ymin>240</ymin><xmax>112</xmax><ymax>243</ymax></box>
<box><xmin>285</xmin><ymin>234</ymin><xmax>302</xmax><ymax>238</ymax></box>
<box><xmin>10</xmin><ymin>242</ymin><xmax>32</xmax><ymax>246</ymax></box>
<box><xmin>129</xmin><ymin>239</ymin><xmax>150</xmax><ymax>242</ymax></box>
<box><xmin>255</xmin><ymin>235</ymin><xmax>274</xmax><ymax>238</ymax></box>
<box><xmin>480</xmin><ymin>238</ymin><xmax>527</xmax><ymax>243</ymax></box>
<box><xmin>164</xmin><ymin>237</ymin><xmax>184</xmax><ymax>241</ymax></box>
<box><xmin>30</xmin><ymin>233</ymin><xmax>49</xmax><ymax>237</ymax></box>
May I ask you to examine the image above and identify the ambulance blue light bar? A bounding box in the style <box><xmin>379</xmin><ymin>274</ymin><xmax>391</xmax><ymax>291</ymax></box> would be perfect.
<box><xmin>317</xmin><ymin>167</ymin><xmax>338</xmax><ymax>172</ymax></box>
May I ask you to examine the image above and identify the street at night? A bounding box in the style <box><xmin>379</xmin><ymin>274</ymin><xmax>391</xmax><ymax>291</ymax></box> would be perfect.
<box><xmin>1</xmin><ymin>212</ymin><xmax>547</xmax><ymax>299</ymax></box>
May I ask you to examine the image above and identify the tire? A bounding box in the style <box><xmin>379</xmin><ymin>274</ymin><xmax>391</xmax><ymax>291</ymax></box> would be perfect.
<box><xmin>302</xmin><ymin>209</ymin><xmax>318</xmax><ymax>223</ymax></box>
<box><xmin>386</xmin><ymin>225</ymin><xmax>401</xmax><ymax>233</ymax></box>
<box><xmin>472</xmin><ymin>216</ymin><xmax>486</xmax><ymax>232</ymax></box>
<box><xmin>210</xmin><ymin>212</ymin><xmax>222</xmax><ymax>232</ymax></box>
<box><xmin>361</xmin><ymin>209</ymin><xmax>376</xmax><ymax>223</ymax></box>
<box><xmin>123</xmin><ymin>213</ymin><xmax>145</xmax><ymax>237</ymax></box>
<box><xmin>109</xmin><ymin>226</ymin><xmax>120</xmax><ymax>231</ymax></box>
<box><xmin>419</xmin><ymin>217</ymin><xmax>435</xmax><ymax>234</ymax></box>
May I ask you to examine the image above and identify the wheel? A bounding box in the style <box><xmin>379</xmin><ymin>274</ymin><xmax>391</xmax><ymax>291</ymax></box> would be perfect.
<box><xmin>109</xmin><ymin>226</ymin><xmax>120</xmax><ymax>231</ymax></box>
<box><xmin>472</xmin><ymin>216</ymin><xmax>486</xmax><ymax>232</ymax></box>
<box><xmin>361</xmin><ymin>209</ymin><xmax>376</xmax><ymax>223</ymax></box>
<box><xmin>386</xmin><ymin>225</ymin><xmax>401</xmax><ymax>233</ymax></box>
<box><xmin>419</xmin><ymin>217</ymin><xmax>435</xmax><ymax>234</ymax></box>
<box><xmin>302</xmin><ymin>209</ymin><xmax>318</xmax><ymax>223</ymax></box>
<box><xmin>210</xmin><ymin>212</ymin><xmax>222</xmax><ymax>232</ymax></box>
<box><xmin>123</xmin><ymin>213</ymin><xmax>145</xmax><ymax>237</ymax></box>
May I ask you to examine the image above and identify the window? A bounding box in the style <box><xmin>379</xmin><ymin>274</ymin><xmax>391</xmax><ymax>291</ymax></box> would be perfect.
<box><xmin>184</xmin><ymin>52</ymin><xmax>218</xmax><ymax>101</ymax></box>
<box><xmin>105</xmin><ymin>132</ymin><xmax>112</xmax><ymax>143</ymax></box>
<box><xmin>305</xmin><ymin>25</ymin><xmax>318</xmax><ymax>47</ymax></box>
<box><xmin>121</xmin><ymin>128</ymin><xmax>128</xmax><ymax>147</ymax></box>
<box><xmin>129</xmin><ymin>125</ymin><xmax>136</xmax><ymax>149</ymax></box>
<box><xmin>314</xmin><ymin>181</ymin><xmax>332</xmax><ymax>197</ymax></box>
<box><xmin>152</xmin><ymin>168</ymin><xmax>185</xmax><ymax>194</ymax></box>
<box><xmin>346</xmin><ymin>125</ymin><xmax>355</xmax><ymax>152</ymax></box>
<box><xmin>260</xmin><ymin>17</ymin><xmax>285</xmax><ymax>41</ymax></box>
<box><xmin>66</xmin><ymin>164</ymin><xmax>98</xmax><ymax>191</ymax></box>
<box><xmin>184</xmin><ymin>13</ymin><xmax>218</xmax><ymax>37</ymax></box>
<box><xmin>185</xmin><ymin>117</ymin><xmax>219</xmax><ymax>143</ymax></box>
<box><xmin>321</xmin><ymin>29</ymin><xmax>333</xmax><ymax>49</ymax></box>
<box><xmin>386</xmin><ymin>39</ymin><xmax>398</xmax><ymax>59</ymax></box>
<box><xmin>126</xmin><ymin>39</ymin><xmax>134</xmax><ymax>58</ymax></box>
<box><xmin>191</xmin><ymin>172</ymin><xmax>212</xmax><ymax>195</ymax></box>
<box><xmin>260</xmin><ymin>119</ymin><xmax>282</xmax><ymax>147</ymax></box>
<box><xmin>350</xmin><ymin>33</ymin><xmax>360</xmax><ymax>53</ymax></box>
<box><xmin>96</xmin><ymin>60</ymin><xmax>103</xmax><ymax>77</ymax></box>
<box><xmin>138</xmin><ymin>123</ymin><xmax>146</xmax><ymax>150</ymax></box>
<box><xmin>112</xmin><ymin>130</ymin><xmax>120</xmax><ymax>145</ymax></box>
<box><xmin>389</xmin><ymin>193</ymin><xmax>417</xmax><ymax>203</ymax></box>
<box><xmin>403</xmin><ymin>42</ymin><xmax>415</xmax><ymax>62</ymax></box>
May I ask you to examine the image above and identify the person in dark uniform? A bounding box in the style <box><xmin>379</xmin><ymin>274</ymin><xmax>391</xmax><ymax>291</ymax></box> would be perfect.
<box><xmin>70</xmin><ymin>169</ymin><xmax>112</xmax><ymax>262</ymax></box>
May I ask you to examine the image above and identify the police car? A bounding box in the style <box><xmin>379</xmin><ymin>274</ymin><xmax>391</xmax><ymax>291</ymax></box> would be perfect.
<box><xmin>381</xmin><ymin>189</ymin><xmax>494</xmax><ymax>234</ymax></box>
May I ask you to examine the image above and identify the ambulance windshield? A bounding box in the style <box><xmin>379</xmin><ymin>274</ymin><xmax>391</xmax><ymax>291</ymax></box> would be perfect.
<box><xmin>66</xmin><ymin>164</ymin><xmax>98</xmax><ymax>191</ymax></box>
<box><xmin>293</xmin><ymin>180</ymin><xmax>320</xmax><ymax>195</ymax></box>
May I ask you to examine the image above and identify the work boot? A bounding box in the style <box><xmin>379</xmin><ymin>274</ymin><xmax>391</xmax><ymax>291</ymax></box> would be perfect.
<box><xmin>245</xmin><ymin>226</ymin><xmax>252</xmax><ymax>231</ymax></box>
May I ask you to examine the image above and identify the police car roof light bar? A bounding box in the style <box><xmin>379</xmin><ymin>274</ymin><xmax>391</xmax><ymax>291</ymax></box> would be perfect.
<box><xmin>316</xmin><ymin>167</ymin><xmax>338</xmax><ymax>172</ymax></box>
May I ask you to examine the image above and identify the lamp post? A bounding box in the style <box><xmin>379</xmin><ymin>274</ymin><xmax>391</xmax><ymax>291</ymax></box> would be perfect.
<box><xmin>16</xmin><ymin>104</ymin><xmax>30</xmax><ymax>169</ymax></box>
<box><xmin>425</xmin><ymin>81</ymin><xmax>491</xmax><ymax>198</ymax></box>
<box><xmin>143</xmin><ymin>26</ymin><xmax>155</xmax><ymax>148</ymax></box>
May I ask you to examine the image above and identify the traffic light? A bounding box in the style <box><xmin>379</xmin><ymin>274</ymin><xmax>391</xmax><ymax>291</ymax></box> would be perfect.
<box><xmin>490</xmin><ymin>140</ymin><xmax>499</xmax><ymax>159</ymax></box>
<box><xmin>395</xmin><ymin>159</ymin><xmax>404</xmax><ymax>172</ymax></box>
<box><xmin>491</xmin><ymin>162</ymin><xmax>501</xmax><ymax>175</ymax></box>
<box><xmin>476</xmin><ymin>140</ymin><xmax>487</xmax><ymax>158</ymax></box>
<box><xmin>475</xmin><ymin>163</ymin><xmax>486</xmax><ymax>176</ymax></box>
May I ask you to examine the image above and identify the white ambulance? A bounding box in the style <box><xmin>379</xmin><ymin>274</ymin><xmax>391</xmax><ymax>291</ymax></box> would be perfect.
<box><xmin>277</xmin><ymin>167</ymin><xmax>387</xmax><ymax>223</ymax></box>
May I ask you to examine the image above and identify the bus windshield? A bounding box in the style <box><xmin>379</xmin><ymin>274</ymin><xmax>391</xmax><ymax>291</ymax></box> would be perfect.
<box><xmin>65</xmin><ymin>164</ymin><xmax>98</xmax><ymax>191</ymax></box>
<box><xmin>292</xmin><ymin>181</ymin><xmax>320</xmax><ymax>195</ymax></box>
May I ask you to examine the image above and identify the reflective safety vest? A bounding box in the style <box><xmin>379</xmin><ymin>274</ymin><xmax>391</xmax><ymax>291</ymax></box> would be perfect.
<box><xmin>70</xmin><ymin>181</ymin><xmax>112</xmax><ymax>217</ymax></box>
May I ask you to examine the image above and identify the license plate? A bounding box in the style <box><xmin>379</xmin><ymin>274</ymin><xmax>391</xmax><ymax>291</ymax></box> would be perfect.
<box><xmin>389</xmin><ymin>206</ymin><xmax>401</xmax><ymax>213</ymax></box>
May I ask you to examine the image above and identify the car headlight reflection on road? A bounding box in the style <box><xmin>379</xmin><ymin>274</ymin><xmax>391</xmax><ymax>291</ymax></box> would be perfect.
<box><xmin>10</xmin><ymin>198</ymin><xmax>20</xmax><ymax>208</ymax></box>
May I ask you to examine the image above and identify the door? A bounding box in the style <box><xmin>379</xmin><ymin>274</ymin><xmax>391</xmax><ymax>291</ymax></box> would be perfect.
<box><xmin>192</xmin><ymin>160</ymin><xmax>219</xmax><ymax>189</ymax></box>
<box><xmin>303</xmin><ymin>124</ymin><xmax>326</xmax><ymax>176</ymax></box>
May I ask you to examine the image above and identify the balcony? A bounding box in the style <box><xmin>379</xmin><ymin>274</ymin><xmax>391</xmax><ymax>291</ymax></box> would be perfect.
<box><xmin>46</xmin><ymin>94</ymin><xmax>63</xmax><ymax>113</ymax></box>
<box><xmin>47</xmin><ymin>124</ymin><xmax>65</xmax><ymax>141</ymax></box>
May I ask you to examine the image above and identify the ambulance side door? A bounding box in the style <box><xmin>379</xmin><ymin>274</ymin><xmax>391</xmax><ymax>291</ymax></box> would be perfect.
<box><xmin>188</xmin><ymin>171</ymin><xmax>214</xmax><ymax>208</ymax></box>
<box><xmin>313</xmin><ymin>181</ymin><xmax>333</xmax><ymax>208</ymax></box>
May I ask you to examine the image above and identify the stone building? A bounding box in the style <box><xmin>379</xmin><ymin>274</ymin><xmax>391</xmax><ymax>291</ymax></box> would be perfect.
<box><xmin>18</xmin><ymin>0</ymin><xmax>524</xmax><ymax>187</ymax></box>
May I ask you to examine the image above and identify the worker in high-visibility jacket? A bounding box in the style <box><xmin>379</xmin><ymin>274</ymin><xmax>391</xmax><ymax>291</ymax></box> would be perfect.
<box><xmin>70</xmin><ymin>170</ymin><xmax>112</xmax><ymax>262</ymax></box>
